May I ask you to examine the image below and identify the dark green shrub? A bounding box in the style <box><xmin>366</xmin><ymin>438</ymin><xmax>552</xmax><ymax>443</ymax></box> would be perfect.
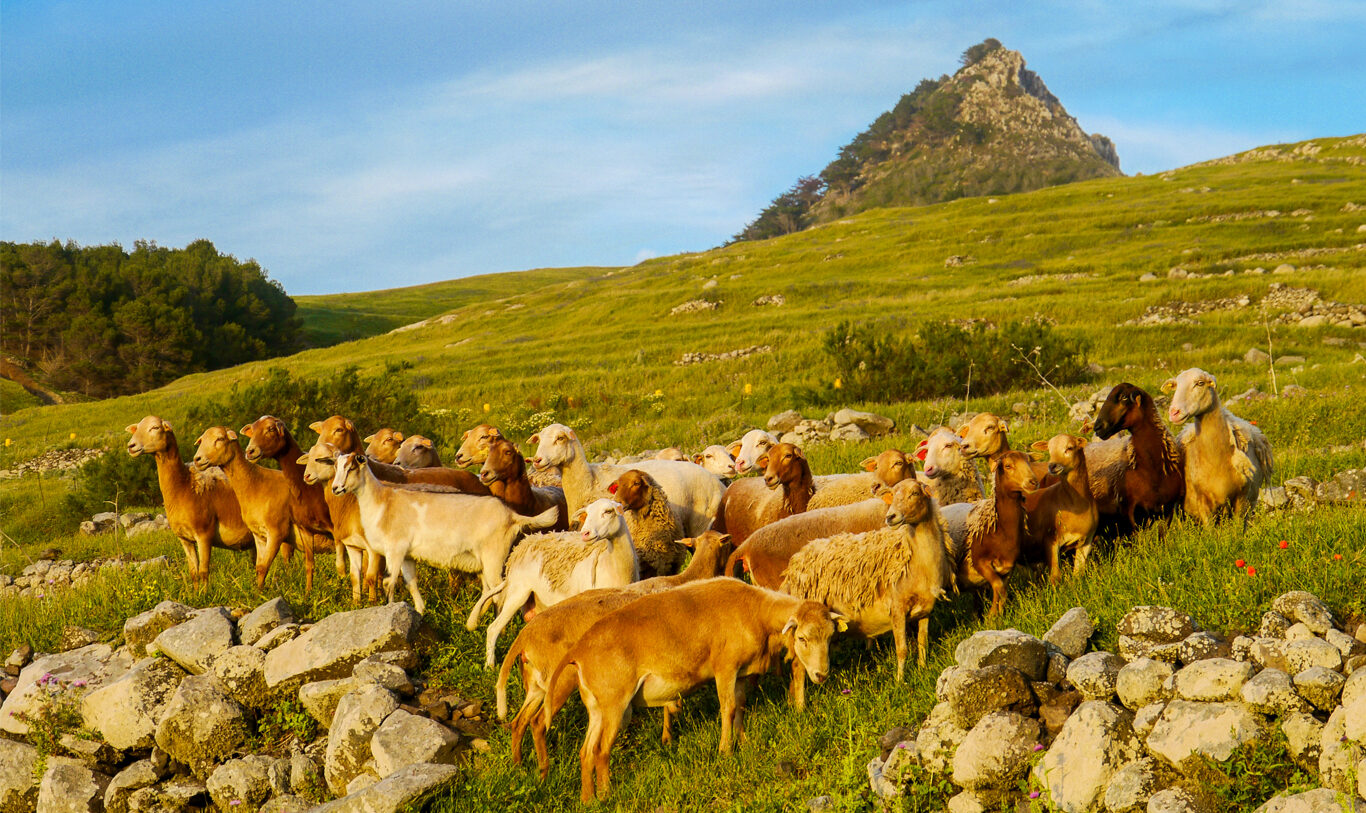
<box><xmin>64</xmin><ymin>445</ymin><xmax>163</xmax><ymax>518</ymax></box>
<box><xmin>801</xmin><ymin>317</ymin><xmax>1090</xmax><ymax>406</ymax></box>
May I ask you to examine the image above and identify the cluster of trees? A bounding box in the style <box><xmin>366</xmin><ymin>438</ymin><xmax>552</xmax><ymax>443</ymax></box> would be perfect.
<box><xmin>0</xmin><ymin>239</ymin><xmax>301</xmax><ymax>397</ymax></box>
<box><xmin>731</xmin><ymin>39</ymin><xmax>1005</xmax><ymax>243</ymax></box>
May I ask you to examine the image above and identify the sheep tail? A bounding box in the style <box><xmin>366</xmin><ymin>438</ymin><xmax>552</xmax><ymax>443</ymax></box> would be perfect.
<box><xmin>542</xmin><ymin>656</ymin><xmax>581</xmax><ymax>735</ymax></box>
<box><xmin>518</xmin><ymin>505</ymin><xmax>560</xmax><ymax>533</ymax></box>
<box><xmin>496</xmin><ymin>627</ymin><xmax>531</xmax><ymax>720</ymax></box>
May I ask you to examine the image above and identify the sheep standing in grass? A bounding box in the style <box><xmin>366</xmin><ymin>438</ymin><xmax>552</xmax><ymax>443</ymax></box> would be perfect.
<box><xmin>915</xmin><ymin>427</ymin><xmax>984</xmax><ymax>505</ymax></box>
<box><xmin>807</xmin><ymin>449</ymin><xmax>916</xmax><ymax>509</ymax></box>
<box><xmin>610</xmin><ymin>469</ymin><xmax>686</xmax><ymax>577</ymax></box>
<box><xmin>781</xmin><ymin>480</ymin><xmax>950</xmax><ymax>682</ymax></box>
<box><xmin>939</xmin><ymin>451</ymin><xmax>1039</xmax><ymax>617</ymax></box>
<box><xmin>1165</xmin><ymin>368</ymin><xmax>1273</xmax><ymax>526</ymax></box>
<box><xmin>474</xmin><ymin>498</ymin><xmax>639</xmax><ymax>667</ymax></box>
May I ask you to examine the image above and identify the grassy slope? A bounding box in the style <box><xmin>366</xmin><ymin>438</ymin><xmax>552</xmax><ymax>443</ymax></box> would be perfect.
<box><xmin>293</xmin><ymin>266</ymin><xmax>615</xmax><ymax>346</ymax></box>
<box><xmin>2</xmin><ymin>135</ymin><xmax>1366</xmax><ymax>811</ymax></box>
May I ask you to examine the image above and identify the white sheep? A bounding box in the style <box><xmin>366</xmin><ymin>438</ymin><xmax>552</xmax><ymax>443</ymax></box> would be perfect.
<box><xmin>529</xmin><ymin>423</ymin><xmax>723</xmax><ymax>536</ymax></box>
<box><xmin>329</xmin><ymin>452</ymin><xmax>558</xmax><ymax>615</ymax></box>
<box><xmin>693</xmin><ymin>444</ymin><xmax>738</xmax><ymax>480</ymax></box>
<box><xmin>781</xmin><ymin>479</ymin><xmax>951</xmax><ymax>681</ymax></box>
<box><xmin>729</xmin><ymin>429</ymin><xmax>779</xmax><ymax>474</ymax></box>
<box><xmin>1164</xmin><ymin>367</ymin><xmax>1274</xmax><ymax>526</ymax></box>
<box><xmin>473</xmin><ymin>498</ymin><xmax>639</xmax><ymax>667</ymax></box>
<box><xmin>915</xmin><ymin>427</ymin><xmax>984</xmax><ymax>505</ymax></box>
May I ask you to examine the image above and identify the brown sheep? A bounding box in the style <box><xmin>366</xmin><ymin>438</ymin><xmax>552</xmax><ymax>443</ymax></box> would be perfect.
<box><xmin>476</xmin><ymin>436</ymin><xmax>569</xmax><ymax>531</ymax></box>
<box><xmin>713</xmin><ymin>443</ymin><xmax>814</xmax><ymax>546</ymax></box>
<box><xmin>609</xmin><ymin>469</ymin><xmax>686</xmax><ymax>577</ymax></box>
<box><xmin>495</xmin><ymin>531</ymin><xmax>734</xmax><ymax>777</ymax></box>
<box><xmin>311</xmin><ymin>415</ymin><xmax>491</xmax><ymax>494</ymax></box>
<box><xmin>453</xmin><ymin>423</ymin><xmax>503</xmax><ymax>467</ymax></box>
<box><xmin>806</xmin><ymin>449</ymin><xmax>916</xmax><ymax>510</ymax></box>
<box><xmin>939</xmin><ymin>450</ymin><xmax>1039</xmax><ymax>617</ymax></box>
<box><xmin>542</xmin><ymin>578</ymin><xmax>845</xmax><ymax>802</ymax></box>
<box><xmin>192</xmin><ymin>426</ymin><xmax>296</xmax><ymax>589</ymax></box>
<box><xmin>126</xmin><ymin>416</ymin><xmax>251</xmax><ymax>586</ymax></box>
<box><xmin>1022</xmin><ymin>434</ymin><xmax>1099</xmax><ymax>584</ymax></box>
<box><xmin>1090</xmin><ymin>382</ymin><xmax>1185</xmax><ymax>527</ymax></box>
<box><xmin>363</xmin><ymin>428</ymin><xmax>404</xmax><ymax>463</ymax></box>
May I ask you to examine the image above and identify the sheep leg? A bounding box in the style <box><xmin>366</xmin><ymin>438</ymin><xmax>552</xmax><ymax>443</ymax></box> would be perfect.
<box><xmin>344</xmin><ymin>544</ymin><xmax>364</xmax><ymax>602</ymax></box>
<box><xmin>716</xmin><ymin>670</ymin><xmax>740</xmax><ymax>753</ymax></box>
<box><xmin>660</xmin><ymin>700</ymin><xmax>680</xmax><ymax>746</ymax></box>
<box><xmin>1047</xmin><ymin>538</ymin><xmax>1063</xmax><ymax>586</ymax></box>
<box><xmin>362</xmin><ymin>549</ymin><xmax>381</xmax><ymax>602</ymax></box>
<box><xmin>1072</xmin><ymin>540</ymin><xmax>1093</xmax><ymax>576</ymax></box>
<box><xmin>399</xmin><ymin>558</ymin><xmax>424</xmax><ymax>614</ymax></box>
<box><xmin>892</xmin><ymin>613</ymin><xmax>909</xmax><ymax>681</ymax></box>
<box><xmin>484</xmin><ymin>586</ymin><xmax>532</xmax><ymax>668</ymax></box>
<box><xmin>980</xmin><ymin>562</ymin><xmax>1008</xmax><ymax>618</ymax></box>
<box><xmin>593</xmin><ymin>705</ymin><xmax>628</xmax><ymax>802</ymax></box>
<box><xmin>382</xmin><ymin>545</ymin><xmax>407</xmax><ymax>605</ymax></box>
<box><xmin>334</xmin><ymin>540</ymin><xmax>347</xmax><ymax>578</ymax></box>
<box><xmin>788</xmin><ymin>657</ymin><xmax>808</xmax><ymax>711</ymax></box>
<box><xmin>465</xmin><ymin>581</ymin><xmax>506</xmax><ymax>631</ymax></box>
<box><xmin>255</xmin><ymin>532</ymin><xmax>284</xmax><ymax>590</ymax></box>
<box><xmin>579</xmin><ymin>691</ymin><xmax>604</xmax><ymax>804</ymax></box>
<box><xmin>178</xmin><ymin>535</ymin><xmax>201</xmax><ymax>586</ymax></box>
<box><xmin>917</xmin><ymin>617</ymin><xmax>930</xmax><ymax>669</ymax></box>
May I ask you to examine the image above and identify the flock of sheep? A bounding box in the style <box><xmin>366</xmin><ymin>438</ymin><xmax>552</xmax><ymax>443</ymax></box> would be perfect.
<box><xmin>122</xmin><ymin>366</ymin><xmax>1273</xmax><ymax>801</ymax></box>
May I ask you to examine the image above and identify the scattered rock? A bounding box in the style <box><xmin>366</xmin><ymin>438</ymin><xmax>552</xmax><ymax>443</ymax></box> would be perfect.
<box><xmin>954</xmin><ymin>629</ymin><xmax>1048</xmax><ymax>681</ymax></box>
<box><xmin>325</xmin><ymin>684</ymin><xmax>399</xmax><ymax>795</ymax></box>
<box><xmin>669</xmin><ymin>299</ymin><xmax>719</xmax><ymax>316</ymax></box>
<box><xmin>206</xmin><ymin>756</ymin><xmax>273</xmax><ymax>812</ymax></box>
<box><xmin>1240</xmin><ymin>668</ymin><xmax>1311</xmax><ymax>715</ymax></box>
<box><xmin>1043</xmin><ymin>607</ymin><xmax>1094</xmax><ymax>659</ymax></box>
<box><xmin>0</xmin><ymin>739</ymin><xmax>40</xmax><ymax>813</ymax></box>
<box><xmin>150</xmin><ymin>607</ymin><xmax>235</xmax><ymax>675</ymax></box>
<box><xmin>1067</xmin><ymin>652</ymin><xmax>1124</xmax><ymax>701</ymax></box>
<box><xmin>1293</xmin><ymin>666</ymin><xmax>1345</xmax><ymax>710</ymax></box>
<box><xmin>1034</xmin><ymin>701</ymin><xmax>1140</xmax><ymax>812</ymax></box>
<box><xmin>36</xmin><ymin>761</ymin><xmax>109</xmax><ymax>813</ymax></box>
<box><xmin>102</xmin><ymin>761</ymin><xmax>159</xmax><ymax>813</ymax></box>
<box><xmin>311</xmin><ymin>763</ymin><xmax>459</xmax><ymax>813</ymax></box>
<box><xmin>239</xmin><ymin>597</ymin><xmax>297</xmax><ymax>646</ymax></box>
<box><xmin>951</xmin><ymin>711</ymin><xmax>1039</xmax><ymax>790</ymax></box>
<box><xmin>1145</xmin><ymin>700</ymin><xmax>1264</xmax><ymax>768</ymax></box>
<box><xmin>123</xmin><ymin>602</ymin><xmax>193</xmax><ymax>659</ymax></box>
<box><xmin>1173</xmin><ymin>658</ymin><xmax>1255</xmax><ymax>702</ymax></box>
<box><xmin>82</xmin><ymin>657</ymin><xmax>187</xmax><ymax>752</ymax></box>
<box><xmin>370</xmin><ymin>710</ymin><xmax>460</xmax><ymax>778</ymax></box>
<box><xmin>0</xmin><ymin>644</ymin><xmax>133</xmax><ymax>736</ymax></box>
<box><xmin>1116</xmin><ymin>658</ymin><xmax>1174</xmax><ymax>711</ymax></box>
<box><xmin>153</xmin><ymin>674</ymin><xmax>252</xmax><ymax>778</ymax></box>
<box><xmin>943</xmin><ymin>665</ymin><xmax>1034</xmax><ymax>728</ymax></box>
<box><xmin>265</xmin><ymin>602</ymin><xmax>421</xmax><ymax>691</ymax></box>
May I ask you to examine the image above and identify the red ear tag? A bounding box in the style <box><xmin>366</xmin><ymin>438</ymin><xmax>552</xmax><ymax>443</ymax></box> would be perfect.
<box><xmin>607</xmin><ymin>483</ymin><xmax>618</xmax><ymax>494</ymax></box>
<box><xmin>915</xmin><ymin>448</ymin><xmax>928</xmax><ymax>461</ymax></box>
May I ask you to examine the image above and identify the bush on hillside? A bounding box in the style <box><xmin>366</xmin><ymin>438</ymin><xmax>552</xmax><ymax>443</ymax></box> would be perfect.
<box><xmin>64</xmin><ymin>447</ymin><xmax>163</xmax><ymax>520</ymax></box>
<box><xmin>800</xmin><ymin>317</ymin><xmax>1090</xmax><ymax>406</ymax></box>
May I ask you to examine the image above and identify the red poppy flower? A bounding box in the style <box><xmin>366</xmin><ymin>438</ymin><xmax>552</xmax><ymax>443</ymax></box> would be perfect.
<box><xmin>1235</xmin><ymin>559</ymin><xmax>1245</xmax><ymax>568</ymax></box>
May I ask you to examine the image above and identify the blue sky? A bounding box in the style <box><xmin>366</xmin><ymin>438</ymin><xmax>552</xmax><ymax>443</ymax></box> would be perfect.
<box><xmin>3</xmin><ymin>1</ymin><xmax>1364</xmax><ymax>295</ymax></box>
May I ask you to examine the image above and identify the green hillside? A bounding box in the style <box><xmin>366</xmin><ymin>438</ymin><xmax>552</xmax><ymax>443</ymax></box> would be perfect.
<box><xmin>1</xmin><ymin>134</ymin><xmax>1365</xmax><ymax>812</ymax></box>
<box><xmin>294</xmin><ymin>266</ymin><xmax>615</xmax><ymax>346</ymax></box>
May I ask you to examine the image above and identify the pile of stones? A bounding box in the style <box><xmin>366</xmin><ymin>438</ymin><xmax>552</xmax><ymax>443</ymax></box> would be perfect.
<box><xmin>766</xmin><ymin>408</ymin><xmax>897</xmax><ymax>446</ymax></box>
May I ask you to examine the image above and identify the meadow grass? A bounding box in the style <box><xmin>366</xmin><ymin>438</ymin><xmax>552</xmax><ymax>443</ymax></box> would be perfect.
<box><xmin>0</xmin><ymin>135</ymin><xmax>1364</xmax><ymax>811</ymax></box>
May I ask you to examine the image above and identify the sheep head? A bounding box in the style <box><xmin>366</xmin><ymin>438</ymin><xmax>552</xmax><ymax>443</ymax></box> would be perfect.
<box><xmin>863</xmin><ymin>448</ymin><xmax>914</xmax><ymax>487</ymax></box>
<box><xmin>363</xmin><ymin>428</ymin><xmax>404</xmax><ymax>463</ymax></box>
<box><xmin>1092</xmin><ymin>383</ymin><xmax>1149</xmax><ymax>440</ymax></box>
<box><xmin>127</xmin><ymin>415</ymin><xmax>173</xmax><ymax>456</ymax></box>
<box><xmin>732</xmin><ymin>429</ymin><xmax>777</xmax><ymax>474</ymax></box>
<box><xmin>994</xmin><ymin>450</ymin><xmax>1040</xmax><ymax>496</ymax></box>
<box><xmin>1165</xmin><ymin>368</ymin><xmax>1219</xmax><ymax>424</ymax></box>
<box><xmin>479</xmin><ymin>437</ymin><xmax>522</xmax><ymax>485</ymax></box>
<box><xmin>957</xmin><ymin>413</ymin><xmax>1009</xmax><ymax>459</ymax></box>
<box><xmin>610</xmin><ymin>470</ymin><xmax>652</xmax><ymax>512</ymax></box>
<box><xmin>577</xmin><ymin>498</ymin><xmax>624</xmax><ymax>543</ymax></box>
<box><xmin>242</xmin><ymin>415</ymin><xmax>289</xmax><ymax>462</ymax></box>
<box><xmin>694</xmin><ymin>444</ymin><xmax>738</xmax><ymax>478</ymax></box>
<box><xmin>882</xmin><ymin>479</ymin><xmax>933</xmax><ymax>528</ymax></box>
<box><xmin>310</xmin><ymin>416</ymin><xmax>360</xmax><ymax>454</ymax></box>
<box><xmin>920</xmin><ymin>428</ymin><xmax>968</xmax><ymax>479</ymax></box>
<box><xmin>299</xmin><ymin>441</ymin><xmax>340</xmax><ymax>486</ymax></box>
<box><xmin>330</xmin><ymin>452</ymin><xmax>368</xmax><ymax>496</ymax></box>
<box><xmin>781</xmin><ymin>602</ymin><xmax>846</xmax><ymax>685</ymax></box>
<box><xmin>191</xmin><ymin>426</ymin><xmax>239</xmax><ymax>470</ymax></box>
<box><xmin>529</xmin><ymin>423</ymin><xmax>577</xmax><ymax>470</ymax></box>
<box><xmin>454</xmin><ymin>423</ymin><xmax>502</xmax><ymax>467</ymax></box>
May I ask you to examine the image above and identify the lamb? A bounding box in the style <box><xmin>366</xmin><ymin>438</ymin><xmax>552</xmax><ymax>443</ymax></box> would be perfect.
<box><xmin>781</xmin><ymin>479</ymin><xmax>951</xmax><ymax>681</ymax></box>
<box><xmin>692</xmin><ymin>444</ymin><xmax>738</xmax><ymax>480</ymax></box>
<box><xmin>453</xmin><ymin>423</ymin><xmax>503</xmax><ymax>467</ymax></box>
<box><xmin>958</xmin><ymin>412</ymin><xmax>1127</xmax><ymax>515</ymax></box>
<box><xmin>938</xmin><ymin>450</ymin><xmax>1039</xmax><ymax>617</ymax></box>
<box><xmin>1091</xmin><ymin>383</ymin><xmax>1185</xmax><ymax>526</ymax></box>
<box><xmin>529</xmin><ymin>423</ymin><xmax>723</xmax><ymax>536</ymax></box>
<box><xmin>495</xmin><ymin>531</ymin><xmax>734</xmax><ymax>776</ymax></box>
<box><xmin>126</xmin><ymin>416</ymin><xmax>251</xmax><ymax>586</ymax></box>
<box><xmin>609</xmin><ymin>469</ymin><xmax>686</xmax><ymax>577</ymax></box>
<box><xmin>915</xmin><ymin>427</ymin><xmax>984</xmax><ymax>505</ymax></box>
<box><xmin>728</xmin><ymin>429</ymin><xmax>778</xmax><ymax>474</ymax></box>
<box><xmin>329</xmin><ymin>452</ymin><xmax>558</xmax><ymax>615</ymax></box>
<box><xmin>807</xmin><ymin>449</ymin><xmax>916</xmax><ymax>510</ymax></box>
<box><xmin>242</xmin><ymin>415</ymin><xmax>342</xmax><ymax>593</ymax></box>
<box><xmin>712</xmin><ymin>442</ymin><xmax>814</xmax><ymax>546</ymax></box>
<box><xmin>477</xmin><ymin>436</ymin><xmax>569</xmax><ymax>531</ymax></box>
<box><xmin>297</xmin><ymin>441</ymin><xmax>387</xmax><ymax>602</ymax></box>
<box><xmin>1164</xmin><ymin>368</ymin><xmax>1273</xmax><ymax>526</ymax></box>
<box><xmin>364</xmin><ymin>428</ymin><xmax>405</xmax><ymax>463</ymax></box>
<box><xmin>192</xmin><ymin>426</ymin><xmax>296</xmax><ymax>589</ymax></box>
<box><xmin>541</xmin><ymin>578</ymin><xmax>844</xmax><ymax>802</ymax></box>
<box><xmin>1022</xmin><ymin>434</ymin><xmax>1099</xmax><ymax>583</ymax></box>
<box><xmin>471</xmin><ymin>499</ymin><xmax>639</xmax><ymax>668</ymax></box>
<box><xmin>727</xmin><ymin>478</ymin><xmax>928</xmax><ymax>589</ymax></box>
<box><xmin>394</xmin><ymin>434</ymin><xmax>442</xmax><ymax>469</ymax></box>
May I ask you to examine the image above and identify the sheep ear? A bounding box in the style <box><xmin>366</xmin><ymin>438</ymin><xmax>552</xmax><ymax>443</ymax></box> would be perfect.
<box><xmin>240</xmin><ymin>424</ymin><xmax>254</xmax><ymax>436</ymax></box>
<box><xmin>957</xmin><ymin>424</ymin><xmax>970</xmax><ymax>437</ymax></box>
<box><xmin>308</xmin><ymin>421</ymin><xmax>324</xmax><ymax>433</ymax></box>
<box><xmin>343</xmin><ymin>420</ymin><xmax>354</xmax><ymax>431</ymax></box>
<box><xmin>692</xmin><ymin>453</ymin><xmax>704</xmax><ymax>464</ymax></box>
<box><xmin>880</xmin><ymin>490</ymin><xmax>895</xmax><ymax>505</ymax></box>
<box><xmin>679</xmin><ymin>536</ymin><xmax>696</xmax><ymax>548</ymax></box>
<box><xmin>793</xmin><ymin>447</ymin><xmax>806</xmax><ymax>459</ymax></box>
<box><xmin>527</xmin><ymin>434</ymin><xmax>540</xmax><ymax>446</ymax></box>
<box><xmin>490</xmin><ymin>427</ymin><xmax>503</xmax><ymax>438</ymax></box>
<box><xmin>461</xmin><ymin>429</ymin><xmax>471</xmax><ymax>441</ymax></box>
<box><xmin>829</xmin><ymin>611</ymin><xmax>849</xmax><ymax>632</ymax></box>
<box><xmin>566</xmin><ymin>428</ymin><xmax>577</xmax><ymax>441</ymax></box>
<box><xmin>194</xmin><ymin>432</ymin><xmax>207</xmax><ymax>445</ymax></box>
<box><xmin>295</xmin><ymin>454</ymin><xmax>310</xmax><ymax>465</ymax></box>
<box><xmin>126</xmin><ymin>424</ymin><xmax>138</xmax><ymax>434</ymax></box>
<box><xmin>1075</xmin><ymin>436</ymin><xmax>1089</xmax><ymax>447</ymax></box>
<box><xmin>756</xmin><ymin>454</ymin><xmax>770</xmax><ymax>468</ymax></box>
<box><xmin>1161</xmin><ymin>378</ymin><xmax>1177</xmax><ymax>393</ymax></box>
<box><xmin>781</xmin><ymin>618</ymin><xmax>798</xmax><ymax>637</ymax></box>
<box><xmin>716</xmin><ymin>533</ymin><xmax>732</xmax><ymax>545</ymax></box>
<box><xmin>613</xmin><ymin>503</ymin><xmax>624</xmax><ymax>516</ymax></box>
<box><xmin>726</xmin><ymin>441</ymin><xmax>742</xmax><ymax>457</ymax></box>
<box><xmin>393</xmin><ymin>432</ymin><xmax>404</xmax><ymax>442</ymax></box>
<box><xmin>1028</xmin><ymin>449</ymin><xmax>1047</xmax><ymax>461</ymax></box>
<box><xmin>363</xmin><ymin>433</ymin><xmax>376</xmax><ymax>444</ymax></box>
<box><xmin>1204</xmin><ymin>374</ymin><xmax>1217</xmax><ymax>388</ymax></box>
<box><xmin>860</xmin><ymin>456</ymin><xmax>878</xmax><ymax>471</ymax></box>
<box><xmin>869</xmin><ymin>482</ymin><xmax>885</xmax><ymax>496</ymax></box>
<box><xmin>1030</xmin><ymin>440</ymin><xmax>1049</xmax><ymax>451</ymax></box>
<box><xmin>226</xmin><ymin>429</ymin><xmax>238</xmax><ymax>441</ymax></box>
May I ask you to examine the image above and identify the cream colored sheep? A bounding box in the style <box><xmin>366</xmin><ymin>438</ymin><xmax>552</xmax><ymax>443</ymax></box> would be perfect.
<box><xmin>915</xmin><ymin>427</ymin><xmax>984</xmax><ymax>505</ymax></box>
<box><xmin>1165</xmin><ymin>367</ymin><xmax>1274</xmax><ymax>526</ymax></box>
<box><xmin>806</xmin><ymin>449</ymin><xmax>916</xmax><ymax>510</ymax></box>
<box><xmin>610</xmin><ymin>469</ymin><xmax>686</xmax><ymax>577</ymax></box>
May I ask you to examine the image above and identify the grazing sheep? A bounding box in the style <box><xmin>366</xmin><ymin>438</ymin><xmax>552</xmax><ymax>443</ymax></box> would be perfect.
<box><xmin>529</xmin><ymin>423</ymin><xmax>723</xmax><ymax>536</ymax></box>
<box><xmin>496</xmin><ymin>531</ymin><xmax>734</xmax><ymax>776</ymax></box>
<box><xmin>781</xmin><ymin>479</ymin><xmax>951</xmax><ymax>681</ymax></box>
<box><xmin>1164</xmin><ymin>368</ymin><xmax>1273</xmax><ymax>526</ymax></box>
<box><xmin>713</xmin><ymin>443</ymin><xmax>814</xmax><ymax>546</ymax></box>
<box><xmin>192</xmin><ymin>427</ymin><xmax>296</xmax><ymax>589</ymax></box>
<box><xmin>728</xmin><ymin>429</ymin><xmax>778</xmax><ymax>474</ymax></box>
<box><xmin>915</xmin><ymin>427</ymin><xmax>984</xmax><ymax>505</ymax></box>
<box><xmin>542</xmin><ymin>579</ymin><xmax>845</xmax><ymax>802</ymax></box>
<box><xmin>242</xmin><ymin>415</ymin><xmax>341</xmax><ymax>593</ymax></box>
<box><xmin>329</xmin><ymin>452</ymin><xmax>558</xmax><ymax>615</ymax></box>
<box><xmin>364</xmin><ymin>428</ymin><xmax>405</xmax><ymax>463</ymax></box>
<box><xmin>938</xmin><ymin>451</ymin><xmax>1039</xmax><ymax>617</ymax></box>
<box><xmin>692</xmin><ymin>445</ymin><xmax>738</xmax><ymax>481</ymax></box>
<box><xmin>126</xmin><ymin>416</ymin><xmax>251</xmax><ymax>586</ymax></box>
<box><xmin>807</xmin><ymin>448</ymin><xmax>916</xmax><ymax>510</ymax></box>
<box><xmin>1022</xmin><ymin>434</ymin><xmax>1099</xmax><ymax>583</ymax></box>
<box><xmin>454</xmin><ymin>423</ymin><xmax>504</xmax><ymax>467</ymax></box>
<box><xmin>394</xmin><ymin>434</ymin><xmax>442</xmax><ymax>469</ymax></box>
<box><xmin>474</xmin><ymin>499</ymin><xmax>639</xmax><ymax>668</ymax></box>
<box><xmin>478</xmin><ymin>436</ymin><xmax>570</xmax><ymax>531</ymax></box>
<box><xmin>1091</xmin><ymin>382</ymin><xmax>1185</xmax><ymax>526</ymax></box>
<box><xmin>609</xmin><ymin>469</ymin><xmax>686</xmax><ymax>577</ymax></box>
<box><xmin>727</xmin><ymin>478</ymin><xmax>928</xmax><ymax>589</ymax></box>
